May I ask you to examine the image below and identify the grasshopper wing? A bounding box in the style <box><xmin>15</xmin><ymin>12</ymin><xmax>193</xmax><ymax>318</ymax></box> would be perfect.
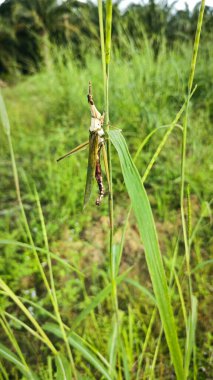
<box><xmin>84</xmin><ymin>132</ymin><xmax>99</xmax><ymax>207</ymax></box>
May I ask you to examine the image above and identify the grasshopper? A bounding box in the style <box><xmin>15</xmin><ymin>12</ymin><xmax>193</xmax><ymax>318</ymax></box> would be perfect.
<box><xmin>57</xmin><ymin>82</ymin><xmax>109</xmax><ymax>207</ymax></box>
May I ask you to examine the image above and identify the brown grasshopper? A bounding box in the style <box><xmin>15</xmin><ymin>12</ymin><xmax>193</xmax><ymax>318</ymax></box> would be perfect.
<box><xmin>57</xmin><ymin>82</ymin><xmax>109</xmax><ymax>207</ymax></box>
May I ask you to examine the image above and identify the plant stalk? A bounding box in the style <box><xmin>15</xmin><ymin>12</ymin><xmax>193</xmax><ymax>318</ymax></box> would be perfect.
<box><xmin>180</xmin><ymin>0</ymin><xmax>205</xmax><ymax>305</ymax></box>
<box><xmin>0</xmin><ymin>92</ymin><xmax>77</xmax><ymax>378</ymax></box>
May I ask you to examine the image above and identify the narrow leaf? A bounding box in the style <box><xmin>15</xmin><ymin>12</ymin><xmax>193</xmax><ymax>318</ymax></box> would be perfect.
<box><xmin>108</xmin><ymin>316</ymin><xmax>119</xmax><ymax>375</ymax></box>
<box><xmin>44</xmin><ymin>323</ymin><xmax>112</xmax><ymax>380</ymax></box>
<box><xmin>125</xmin><ymin>279</ymin><xmax>156</xmax><ymax>305</ymax></box>
<box><xmin>191</xmin><ymin>259</ymin><xmax>213</xmax><ymax>273</ymax></box>
<box><xmin>72</xmin><ymin>269</ymin><xmax>131</xmax><ymax>330</ymax></box>
<box><xmin>105</xmin><ymin>0</ymin><xmax>113</xmax><ymax>65</ymax></box>
<box><xmin>109</xmin><ymin>129</ymin><xmax>184</xmax><ymax>380</ymax></box>
<box><xmin>0</xmin><ymin>343</ymin><xmax>36</xmax><ymax>379</ymax></box>
<box><xmin>0</xmin><ymin>91</ymin><xmax>10</xmax><ymax>135</ymax></box>
<box><xmin>55</xmin><ymin>354</ymin><xmax>72</xmax><ymax>380</ymax></box>
<box><xmin>0</xmin><ymin>239</ymin><xmax>84</xmax><ymax>276</ymax></box>
<box><xmin>184</xmin><ymin>296</ymin><xmax>198</xmax><ymax>378</ymax></box>
<box><xmin>121</xmin><ymin>339</ymin><xmax>130</xmax><ymax>380</ymax></box>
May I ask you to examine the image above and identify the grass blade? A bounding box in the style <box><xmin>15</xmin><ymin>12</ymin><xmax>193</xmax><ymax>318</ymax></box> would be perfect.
<box><xmin>124</xmin><ymin>279</ymin><xmax>156</xmax><ymax>305</ymax></box>
<box><xmin>55</xmin><ymin>354</ymin><xmax>72</xmax><ymax>380</ymax></box>
<box><xmin>3</xmin><ymin>312</ymin><xmax>47</xmax><ymax>344</ymax></box>
<box><xmin>136</xmin><ymin>308</ymin><xmax>157</xmax><ymax>380</ymax></box>
<box><xmin>44</xmin><ymin>323</ymin><xmax>113</xmax><ymax>380</ymax></box>
<box><xmin>105</xmin><ymin>0</ymin><xmax>113</xmax><ymax>65</ymax></box>
<box><xmin>184</xmin><ymin>296</ymin><xmax>198</xmax><ymax>378</ymax></box>
<box><xmin>191</xmin><ymin>259</ymin><xmax>213</xmax><ymax>274</ymax></box>
<box><xmin>108</xmin><ymin>315</ymin><xmax>119</xmax><ymax>376</ymax></box>
<box><xmin>0</xmin><ymin>91</ymin><xmax>10</xmax><ymax>135</ymax></box>
<box><xmin>0</xmin><ymin>279</ymin><xmax>57</xmax><ymax>355</ymax></box>
<box><xmin>109</xmin><ymin>128</ymin><xmax>184</xmax><ymax>380</ymax></box>
<box><xmin>0</xmin><ymin>239</ymin><xmax>84</xmax><ymax>276</ymax></box>
<box><xmin>0</xmin><ymin>360</ymin><xmax>9</xmax><ymax>380</ymax></box>
<box><xmin>121</xmin><ymin>338</ymin><xmax>130</xmax><ymax>380</ymax></box>
<box><xmin>0</xmin><ymin>343</ymin><xmax>35</xmax><ymax>380</ymax></box>
<box><xmin>72</xmin><ymin>269</ymin><xmax>131</xmax><ymax>330</ymax></box>
<box><xmin>34</xmin><ymin>187</ymin><xmax>77</xmax><ymax>378</ymax></box>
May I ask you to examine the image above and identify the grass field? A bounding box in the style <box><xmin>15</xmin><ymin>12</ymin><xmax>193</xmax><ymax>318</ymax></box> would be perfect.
<box><xmin>0</xmin><ymin>10</ymin><xmax>213</xmax><ymax>379</ymax></box>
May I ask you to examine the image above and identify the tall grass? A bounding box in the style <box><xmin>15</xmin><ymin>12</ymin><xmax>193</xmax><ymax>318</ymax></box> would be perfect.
<box><xmin>97</xmin><ymin>2</ymin><xmax>123</xmax><ymax>376</ymax></box>
<box><xmin>0</xmin><ymin>0</ymin><xmax>211</xmax><ymax>378</ymax></box>
<box><xmin>107</xmin><ymin>0</ymin><xmax>205</xmax><ymax>378</ymax></box>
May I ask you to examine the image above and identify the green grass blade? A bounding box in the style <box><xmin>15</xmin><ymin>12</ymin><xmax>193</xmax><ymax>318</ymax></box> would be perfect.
<box><xmin>124</xmin><ymin>279</ymin><xmax>156</xmax><ymax>305</ymax></box>
<box><xmin>16</xmin><ymin>297</ymin><xmax>69</xmax><ymax>331</ymax></box>
<box><xmin>108</xmin><ymin>315</ymin><xmax>119</xmax><ymax>376</ymax></box>
<box><xmin>71</xmin><ymin>269</ymin><xmax>131</xmax><ymax>330</ymax></box>
<box><xmin>116</xmin><ymin>91</ymin><xmax>196</xmax><ymax>278</ymax></box>
<box><xmin>0</xmin><ymin>314</ymin><xmax>29</xmax><ymax>368</ymax></box>
<box><xmin>149</xmin><ymin>327</ymin><xmax>164</xmax><ymax>380</ymax></box>
<box><xmin>0</xmin><ymin>92</ymin><xmax>54</xmax><ymax>304</ymax></box>
<box><xmin>105</xmin><ymin>0</ymin><xmax>113</xmax><ymax>65</ymax></box>
<box><xmin>0</xmin><ymin>343</ymin><xmax>36</xmax><ymax>380</ymax></box>
<box><xmin>44</xmin><ymin>323</ymin><xmax>113</xmax><ymax>380</ymax></box>
<box><xmin>0</xmin><ymin>239</ymin><xmax>84</xmax><ymax>276</ymax></box>
<box><xmin>174</xmin><ymin>270</ymin><xmax>188</xmax><ymax>329</ymax></box>
<box><xmin>34</xmin><ymin>187</ymin><xmax>77</xmax><ymax>377</ymax></box>
<box><xmin>0</xmin><ymin>360</ymin><xmax>9</xmax><ymax>380</ymax></box>
<box><xmin>191</xmin><ymin>259</ymin><xmax>213</xmax><ymax>273</ymax></box>
<box><xmin>0</xmin><ymin>279</ymin><xmax>57</xmax><ymax>355</ymax></box>
<box><xmin>136</xmin><ymin>308</ymin><xmax>157</xmax><ymax>380</ymax></box>
<box><xmin>180</xmin><ymin>0</ymin><xmax>205</xmax><ymax>315</ymax></box>
<box><xmin>184</xmin><ymin>296</ymin><xmax>198</xmax><ymax>378</ymax></box>
<box><xmin>109</xmin><ymin>129</ymin><xmax>184</xmax><ymax>380</ymax></box>
<box><xmin>48</xmin><ymin>356</ymin><xmax>53</xmax><ymax>380</ymax></box>
<box><xmin>55</xmin><ymin>354</ymin><xmax>72</xmax><ymax>380</ymax></box>
<box><xmin>121</xmin><ymin>338</ymin><xmax>130</xmax><ymax>380</ymax></box>
<box><xmin>98</xmin><ymin>0</ymin><xmax>106</xmax><ymax>100</ymax></box>
<box><xmin>3</xmin><ymin>312</ymin><xmax>47</xmax><ymax>344</ymax></box>
<box><xmin>0</xmin><ymin>91</ymin><xmax>10</xmax><ymax>135</ymax></box>
<box><xmin>133</xmin><ymin>124</ymin><xmax>182</xmax><ymax>164</ymax></box>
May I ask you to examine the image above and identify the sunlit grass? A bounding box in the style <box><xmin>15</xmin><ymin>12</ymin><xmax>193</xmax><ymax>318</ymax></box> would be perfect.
<box><xmin>0</xmin><ymin>0</ymin><xmax>212</xmax><ymax>378</ymax></box>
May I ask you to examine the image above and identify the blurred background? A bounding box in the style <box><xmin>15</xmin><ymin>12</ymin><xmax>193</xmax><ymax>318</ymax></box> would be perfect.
<box><xmin>0</xmin><ymin>0</ymin><xmax>213</xmax><ymax>77</ymax></box>
<box><xmin>0</xmin><ymin>1</ymin><xmax>212</xmax><ymax>378</ymax></box>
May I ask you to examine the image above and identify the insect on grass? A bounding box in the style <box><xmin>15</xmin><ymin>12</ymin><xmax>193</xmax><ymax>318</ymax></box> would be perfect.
<box><xmin>57</xmin><ymin>82</ymin><xmax>110</xmax><ymax>207</ymax></box>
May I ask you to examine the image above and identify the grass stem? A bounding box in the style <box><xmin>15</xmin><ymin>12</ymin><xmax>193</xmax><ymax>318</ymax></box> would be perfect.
<box><xmin>0</xmin><ymin>92</ymin><xmax>77</xmax><ymax>378</ymax></box>
<box><xmin>180</xmin><ymin>0</ymin><xmax>205</xmax><ymax>305</ymax></box>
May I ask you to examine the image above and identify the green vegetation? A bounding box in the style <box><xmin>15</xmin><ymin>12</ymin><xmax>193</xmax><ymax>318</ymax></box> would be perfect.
<box><xmin>0</xmin><ymin>0</ymin><xmax>213</xmax><ymax>379</ymax></box>
<box><xmin>0</xmin><ymin>0</ymin><xmax>213</xmax><ymax>77</ymax></box>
